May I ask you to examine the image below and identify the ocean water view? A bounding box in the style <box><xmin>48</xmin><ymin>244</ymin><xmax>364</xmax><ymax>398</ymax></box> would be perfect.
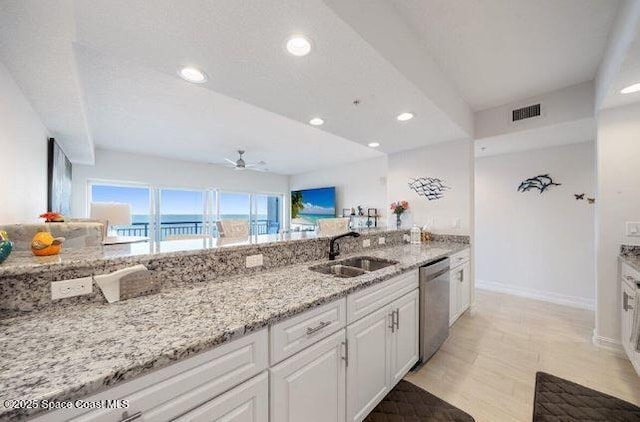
<box><xmin>131</xmin><ymin>214</ymin><xmax>267</xmax><ymax>223</ymax></box>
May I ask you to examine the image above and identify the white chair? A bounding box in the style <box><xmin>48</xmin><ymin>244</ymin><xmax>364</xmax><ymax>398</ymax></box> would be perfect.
<box><xmin>216</xmin><ymin>220</ymin><xmax>250</xmax><ymax>238</ymax></box>
<box><xmin>316</xmin><ymin>218</ymin><xmax>350</xmax><ymax>236</ymax></box>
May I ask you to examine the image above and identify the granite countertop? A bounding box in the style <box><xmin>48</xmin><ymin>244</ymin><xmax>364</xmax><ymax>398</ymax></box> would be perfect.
<box><xmin>621</xmin><ymin>254</ymin><xmax>640</xmax><ymax>273</ymax></box>
<box><xmin>0</xmin><ymin>228</ymin><xmax>399</xmax><ymax>278</ymax></box>
<box><xmin>620</xmin><ymin>245</ymin><xmax>640</xmax><ymax>274</ymax></box>
<box><xmin>0</xmin><ymin>241</ymin><xmax>467</xmax><ymax>421</ymax></box>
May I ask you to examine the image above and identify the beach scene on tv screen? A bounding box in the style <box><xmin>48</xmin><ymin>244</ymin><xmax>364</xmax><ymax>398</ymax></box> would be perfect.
<box><xmin>291</xmin><ymin>187</ymin><xmax>336</xmax><ymax>230</ymax></box>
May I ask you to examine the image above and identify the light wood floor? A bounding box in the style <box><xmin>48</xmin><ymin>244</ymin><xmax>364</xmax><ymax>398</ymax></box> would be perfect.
<box><xmin>405</xmin><ymin>289</ymin><xmax>640</xmax><ymax>422</ymax></box>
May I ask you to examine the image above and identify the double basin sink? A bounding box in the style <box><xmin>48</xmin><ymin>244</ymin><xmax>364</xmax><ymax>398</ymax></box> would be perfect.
<box><xmin>309</xmin><ymin>256</ymin><xmax>399</xmax><ymax>278</ymax></box>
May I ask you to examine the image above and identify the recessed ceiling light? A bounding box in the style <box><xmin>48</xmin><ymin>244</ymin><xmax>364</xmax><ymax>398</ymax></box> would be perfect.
<box><xmin>396</xmin><ymin>112</ymin><xmax>414</xmax><ymax>122</ymax></box>
<box><xmin>621</xmin><ymin>83</ymin><xmax>640</xmax><ymax>94</ymax></box>
<box><xmin>368</xmin><ymin>142</ymin><xmax>380</xmax><ymax>148</ymax></box>
<box><xmin>286</xmin><ymin>35</ymin><xmax>312</xmax><ymax>57</ymax></box>
<box><xmin>178</xmin><ymin>67</ymin><xmax>207</xmax><ymax>83</ymax></box>
<box><xmin>309</xmin><ymin>117</ymin><xmax>324</xmax><ymax>126</ymax></box>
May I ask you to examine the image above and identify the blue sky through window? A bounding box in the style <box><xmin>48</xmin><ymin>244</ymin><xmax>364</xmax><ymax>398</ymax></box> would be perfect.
<box><xmin>91</xmin><ymin>185</ymin><xmax>150</xmax><ymax>215</ymax></box>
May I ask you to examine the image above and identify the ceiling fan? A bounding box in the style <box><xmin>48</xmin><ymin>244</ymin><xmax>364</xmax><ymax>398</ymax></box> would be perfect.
<box><xmin>223</xmin><ymin>150</ymin><xmax>268</xmax><ymax>172</ymax></box>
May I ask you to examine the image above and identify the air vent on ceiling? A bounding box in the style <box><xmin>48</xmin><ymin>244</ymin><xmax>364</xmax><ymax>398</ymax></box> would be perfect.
<box><xmin>512</xmin><ymin>104</ymin><xmax>541</xmax><ymax>122</ymax></box>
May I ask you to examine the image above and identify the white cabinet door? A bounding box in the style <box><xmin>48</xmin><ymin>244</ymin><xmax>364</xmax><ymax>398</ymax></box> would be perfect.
<box><xmin>346</xmin><ymin>304</ymin><xmax>392</xmax><ymax>422</ymax></box>
<box><xmin>622</xmin><ymin>280</ymin><xmax>635</xmax><ymax>357</ymax></box>
<box><xmin>270</xmin><ymin>330</ymin><xmax>346</xmax><ymax>422</ymax></box>
<box><xmin>174</xmin><ymin>372</ymin><xmax>268</xmax><ymax>422</ymax></box>
<box><xmin>449</xmin><ymin>266</ymin><xmax>460</xmax><ymax>326</ymax></box>
<box><xmin>459</xmin><ymin>262</ymin><xmax>471</xmax><ymax>312</ymax></box>
<box><xmin>390</xmin><ymin>289</ymin><xmax>419</xmax><ymax>385</ymax></box>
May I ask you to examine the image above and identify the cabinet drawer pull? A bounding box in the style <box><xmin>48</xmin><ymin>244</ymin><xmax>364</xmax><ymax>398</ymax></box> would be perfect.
<box><xmin>120</xmin><ymin>411</ymin><xmax>142</xmax><ymax>422</ymax></box>
<box><xmin>389</xmin><ymin>312</ymin><xmax>395</xmax><ymax>333</ymax></box>
<box><xmin>306</xmin><ymin>320</ymin><xmax>331</xmax><ymax>335</ymax></box>
<box><xmin>623</xmin><ymin>292</ymin><xmax>635</xmax><ymax>311</ymax></box>
<box><xmin>395</xmin><ymin>308</ymin><xmax>400</xmax><ymax>330</ymax></box>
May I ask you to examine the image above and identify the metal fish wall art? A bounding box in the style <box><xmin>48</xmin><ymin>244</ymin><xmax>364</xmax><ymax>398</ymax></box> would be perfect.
<box><xmin>408</xmin><ymin>177</ymin><xmax>450</xmax><ymax>200</ymax></box>
<box><xmin>517</xmin><ymin>174</ymin><xmax>561</xmax><ymax>194</ymax></box>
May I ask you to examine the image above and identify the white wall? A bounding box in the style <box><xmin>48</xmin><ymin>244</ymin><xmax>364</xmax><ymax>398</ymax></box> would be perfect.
<box><xmin>475</xmin><ymin>143</ymin><xmax>596</xmax><ymax>309</ymax></box>
<box><xmin>0</xmin><ymin>61</ymin><xmax>49</xmax><ymax>224</ymax></box>
<box><xmin>475</xmin><ymin>81</ymin><xmax>595</xmax><ymax>140</ymax></box>
<box><xmin>72</xmin><ymin>149</ymin><xmax>289</xmax><ymax>217</ymax></box>
<box><xmin>595</xmin><ymin>103</ymin><xmax>640</xmax><ymax>345</ymax></box>
<box><xmin>387</xmin><ymin>139</ymin><xmax>472</xmax><ymax>234</ymax></box>
<box><xmin>289</xmin><ymin>157</ymin><xmax>388</xmax><ymax>225</ymax></box>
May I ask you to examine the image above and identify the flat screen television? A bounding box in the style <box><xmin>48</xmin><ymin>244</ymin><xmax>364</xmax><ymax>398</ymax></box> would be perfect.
<box><xmin>291</xmin><ymin>187</ymin><xmax>336</xmax><ymax>229</ymax></box>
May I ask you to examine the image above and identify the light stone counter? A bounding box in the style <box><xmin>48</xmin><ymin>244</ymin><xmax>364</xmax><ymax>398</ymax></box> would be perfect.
<box><xmin>0</xmin><ymin>241</ymin><xmax>468</xmax><ymax>421</ymax></box>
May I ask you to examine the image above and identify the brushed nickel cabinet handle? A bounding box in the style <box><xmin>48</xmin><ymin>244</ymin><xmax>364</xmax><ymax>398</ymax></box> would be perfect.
<box><xmin>306</xmin><ymin>320</ymin><xmax>331</xmax><ymax>335</ymax></box>
<box><xmin>623</xmin><ymin>292</ymin><xmax>635</xmax><ymax>311</ymax></box>
<box><xmin>395</xmin><ymin>308</ymin><xmax>400</xmax><ymax>330</ymax></box>
<box><xmin>342</xmin><ymin>340</ymin><xmax>349</xmax><ymax>367</ymax></box>
<box><xmin>389</xmin><ymin>311</ymin><xmax>395</xmax><ymax>333</ymax></box>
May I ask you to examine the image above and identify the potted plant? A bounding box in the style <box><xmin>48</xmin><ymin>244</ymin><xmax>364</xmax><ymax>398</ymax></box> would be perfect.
<box><xmin>390</xmin><ymin>201</ymin><xmax>409</xmax><ymax>229</ymax></box>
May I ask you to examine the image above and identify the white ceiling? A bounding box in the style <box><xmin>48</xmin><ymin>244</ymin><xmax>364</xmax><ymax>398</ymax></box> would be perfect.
<box><xmin>390</xmin><ymin>0</ymin><xmax>621</xmax><ymax>111</ymax></box>
<box><xmin>0</xmin><ymin>0</ymin><xmax>94</xmax><ymax>163</ymax></box>
<box><xmin>0</xmin><ymin>0</ymin><xmax>628</xmax><ymax>172</ymax></box>
<box><xmin>0</xmin><ymin>0</ymin><xmax>472</xmax><ymax>173</ymax></box>
<box><xmin>75</xmin><ymin>45</ymin><xmax>382</xmax><ymax>175</ymax></box>
<box><xmin>602</xmin><ymin>25</ymin><xmax>640</xmax><ymax>109</ymax></box>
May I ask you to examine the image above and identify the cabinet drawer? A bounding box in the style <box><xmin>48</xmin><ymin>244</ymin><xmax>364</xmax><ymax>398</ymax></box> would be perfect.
<box><xmin>347</xmin><ymin>270</ymin><xmax>418</xmax><ymax>324</ymax></box>
<box><xmin>38</xmin><ymin>330</ymin><xmax>268</xmax><ymax>422</ymax></box>
<box><xmin>270</xmin><ymin>298</ymin><xmax>346</xmax><ymax>365</ymax></box>
<box><xmin>174</xmin><ymin>372</ymin><xmax>268</xmax><ymax>422</ymax></box>
<box><xmin>449</xmin><ymin>248</ymin><xmax>470</xmax><ymax>268</ymax></box>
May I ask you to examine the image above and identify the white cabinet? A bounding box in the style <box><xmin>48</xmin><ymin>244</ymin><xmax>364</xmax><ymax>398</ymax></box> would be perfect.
<box><xmin>390</xmin><ymin>289</ymin><xmax>419</xmax><ymax>385</ymax></box>
<box><xmin>621</xmin><ymin>263</ymin><xmax>640</xmax><ymax>375</ymax></box>
<box><xmin>270</xmin><ymin>298</ymin><xmax>346</xmax><ymax>365</ymax></box>
<box><xmin>174</xmin><ymin>372</ymin><xmax>268</xmax><ymax>422</ymax></box>
<box><xmin>270</xmin><ymin>330</ymin><xmax>346</xmax><ymax>422</ymax></box>
<box><xmin>346</xmin><ymin>290</ymin><xmax>419</xmax><ymax>422</ymax></box>
<box><xmin>39</xmin><ymin>330</ymin><xmax>269</xmax><ymax>422</ymax></box>
<box><xmin>346</xmin><ymin>304</ymin><xmax>392</xmax><ymax>422</ymax></box>
<box><xmin>449</xmin><ymin>249</ymin><xmax>471</xmax><ymax>326</ymax></box>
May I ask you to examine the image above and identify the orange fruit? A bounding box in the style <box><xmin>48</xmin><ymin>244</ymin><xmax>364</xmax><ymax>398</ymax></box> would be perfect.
<box><xmin>31</xmin><ymin>232</ymin><xmax>64</xmax><ymax>256</ymax></box>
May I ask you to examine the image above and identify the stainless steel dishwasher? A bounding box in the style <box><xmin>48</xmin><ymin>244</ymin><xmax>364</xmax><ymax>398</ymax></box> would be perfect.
<box><xmin>418</xmin><ymin>257</ymin><xmax>450</xmax><ymax>364</ymax></box>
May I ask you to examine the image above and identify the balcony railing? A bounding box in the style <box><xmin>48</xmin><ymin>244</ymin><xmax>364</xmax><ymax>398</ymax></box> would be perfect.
<box><xmin>115</xmin><ymin>220</ymin><xmax>280</xmax><ymax>238</ymax></box>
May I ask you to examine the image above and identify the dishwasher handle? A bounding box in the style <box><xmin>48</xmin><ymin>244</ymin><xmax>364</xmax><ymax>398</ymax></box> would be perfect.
<box><xmin>420</xmin><ymin>258</ymin><xmax>450</xmax><ymax>281</ymax></box>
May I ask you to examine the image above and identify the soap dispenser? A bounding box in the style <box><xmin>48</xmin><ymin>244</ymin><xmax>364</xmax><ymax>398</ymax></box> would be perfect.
<box><xmin>410</xmin><ymin>225</ymin><xmax>421</xmax><ymax>244</ymax></box>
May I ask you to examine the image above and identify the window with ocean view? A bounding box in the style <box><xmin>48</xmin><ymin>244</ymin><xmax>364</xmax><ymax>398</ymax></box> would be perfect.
<box><xmin>159</xmin><ymin>189</ymin><xmax>206</xmax><ymax>240</ymax></box>
<box><xmin>89</xmin><ymin>182</ymin><xmax>283</xmax><ymax>240</ymax></box>
<box><xmin>90</xmin><ymin>184</ymin><xmax>152</xmax><ymax>236</ymax></box>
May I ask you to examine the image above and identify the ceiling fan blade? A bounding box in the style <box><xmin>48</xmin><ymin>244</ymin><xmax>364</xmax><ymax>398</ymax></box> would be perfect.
<box><xmin>248</xmin><ymin>167</ymin><xmax>268</xmax><ymax>172</ymax></box>
<box><xmin>224</xmin><ymin>158</ymin><xmax>237</xmax><ymax>165</ymax></box>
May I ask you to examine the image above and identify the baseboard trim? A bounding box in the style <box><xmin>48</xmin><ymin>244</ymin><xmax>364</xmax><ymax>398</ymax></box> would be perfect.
<box><xmin>475</xmin><ymin>279</ymin><xmax>595</xmax><ymax>310</ymax></box>
<box><xmin>592</xmin><ymin>330</ymin><xmax>624</xmax><ymax>355</ymax></box>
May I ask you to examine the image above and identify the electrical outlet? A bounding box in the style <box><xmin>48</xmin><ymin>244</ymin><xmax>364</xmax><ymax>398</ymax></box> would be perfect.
<box><xmin>626</xmin><ymin>222</ymin><xmax>640</xmax><ymax>237</ymax></box>
<box><xmin>362</xmin><ymin>239</ymin><xmax>371</xmax><ymax>248</ymax></box>
<box><xmin>246</xmin><ymin>254</ymin><xmax>264</xmax><ymax>268</ymax></box>
<box><xmin>378</xmin><ymin>237</ymin><xmax>386</xmax><ymax>245</ymax></box>
<box><xmin>51</xmin><ymin>277</ymin><xmax>93</xmax><ymax>300</ymax></box>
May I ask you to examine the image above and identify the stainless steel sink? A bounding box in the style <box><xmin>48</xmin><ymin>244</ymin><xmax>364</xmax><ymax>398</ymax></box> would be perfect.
<box><xmin>309</xmin><ymin>256</ymin><xmax>399</xmax><ymax>278</ymax></box>
<box><xmin>338</xmin><ymin>256</ymin><xmax>398</xmax><ymax>272</ymax></box>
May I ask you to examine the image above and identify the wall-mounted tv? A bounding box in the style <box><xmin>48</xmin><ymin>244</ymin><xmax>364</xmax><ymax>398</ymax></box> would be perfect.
<box><xmin>291</xmin><ymin>187</ymin><xmax>336</xmax><ymax>229</ymax></box>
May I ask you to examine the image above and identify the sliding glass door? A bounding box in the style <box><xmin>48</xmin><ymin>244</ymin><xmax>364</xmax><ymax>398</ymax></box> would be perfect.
<box><xmin>88</xmin><ymin>182</ymin><xmax>283</xmax><ymax>240</ymax></box>
<box><xmin>254</xmin><ymin>194</ymin><xmax>281</xmax><ymax>234</ymax></box>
